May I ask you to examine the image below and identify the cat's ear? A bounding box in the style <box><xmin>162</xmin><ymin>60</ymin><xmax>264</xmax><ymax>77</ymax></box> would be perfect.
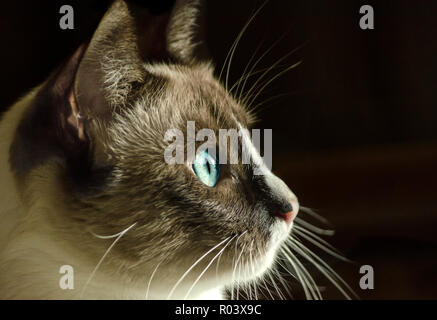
<box><xmin>73</xmin><ymin>0</ymin><xmax>204</xmax><ymax>119</ymax></box>
<box><xmin>11</xmin><ymin>0</ymin><xmax>205</xmax><ymax>179</ymax></box>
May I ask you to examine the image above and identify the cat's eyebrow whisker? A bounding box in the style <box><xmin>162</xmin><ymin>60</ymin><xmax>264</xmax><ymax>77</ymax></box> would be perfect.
<box><xmin>166</xmin><ymin>236</ymin><xmax>231</xmax><ymax>300</ymax></box>
<box><xmin>245</xmin><ymin>60</ymin><xmax>302</xmax><ymax>111</ymax></box>
<box><xmin>242</xmin><ymin>41</ymin><xmax>307</xmax><ymax>107</ymax></box>
<box><xmin>247</xmin><ymin>91</ymin><xmax>297</xmax><ymax>118</ymax></box>
<box><xmin>80</xmin><ymin>222</ymin><xmax>137</xmax><ymax>299</ymax></box>
<box><xmin>230</xmin><ymin>39</ymin><xmax>266</xmax><ymax>95</ymax></box>
<box><xmin>183</xmin><ymin>234</ymin><xmax>238</xmax><ymax>300</ymax></box>
<box><xmin>236</xmin><ymin>30</ymin><xmax>292</xmax><ymax>102</ymax></box>
<box><xmin>219</xmin><ymin>0</ymin><xmax>268</xmax><ymax>91</ymax></box>
<box><xmin>231</xmin><ymin>63</ymin><xmax>287</xmax><ymax>96</ymax></box>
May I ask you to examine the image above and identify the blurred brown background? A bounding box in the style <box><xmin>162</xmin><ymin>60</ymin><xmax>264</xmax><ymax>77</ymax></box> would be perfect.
<box><xmin>0</xmin><ymin>0</ymin><xmax>436</xmax><ymax>299</ymax></box>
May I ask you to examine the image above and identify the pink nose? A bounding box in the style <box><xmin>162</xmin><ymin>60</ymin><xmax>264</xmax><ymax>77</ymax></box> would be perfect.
<box><xmin>275</xmin><ymin>210</ymin><xmax>297</xmax><ymax>225</ymax></box>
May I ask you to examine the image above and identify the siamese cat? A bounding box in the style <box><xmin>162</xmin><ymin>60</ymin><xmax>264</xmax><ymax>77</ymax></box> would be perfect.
<box><xmin>0</xmin><ymin>0</ymin><xmax>354</xmax><ymax>299</ymax></box>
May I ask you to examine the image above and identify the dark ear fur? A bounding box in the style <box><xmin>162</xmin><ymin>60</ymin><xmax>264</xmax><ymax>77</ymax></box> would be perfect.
<box><xmin>10</xmin><ymin>45</ymin><xmax>88</xmax><ymax>178</ymax></box>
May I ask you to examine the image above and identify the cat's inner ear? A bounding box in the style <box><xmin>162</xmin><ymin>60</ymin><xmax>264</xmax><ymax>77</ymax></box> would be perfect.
<box><xmin>66</xmin><ymin>89</ymin><xmax>86</xmax><ymax>142</ymax></box>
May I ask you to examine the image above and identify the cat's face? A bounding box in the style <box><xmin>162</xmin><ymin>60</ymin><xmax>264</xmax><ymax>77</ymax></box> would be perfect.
<box><xmin>81</xmin><ymin>61</ymin><xmax>299</xmax><ymax>295</ymax></box>
<box><xmin>10</xmin><ymin>0</ymin><xmax>298</xmax><ymax>297</ymax></box>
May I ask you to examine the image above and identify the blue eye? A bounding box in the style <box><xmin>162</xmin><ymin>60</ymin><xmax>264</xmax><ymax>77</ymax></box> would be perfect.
<box><xmin>192</xmin><ymin>150</ymin><xmax>220</xmax><ymax>187</ymax></box>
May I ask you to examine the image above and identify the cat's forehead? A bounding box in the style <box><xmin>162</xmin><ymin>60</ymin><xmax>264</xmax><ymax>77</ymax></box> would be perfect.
<box><xmin>143</xmin><ymin>62</ymin><xmax>250</xmax><ymax>129</ymax></box>
<box><xmin>144</xmin><ymin>62</ymin><xmax>214</xmax><ymax>82</ymax></box>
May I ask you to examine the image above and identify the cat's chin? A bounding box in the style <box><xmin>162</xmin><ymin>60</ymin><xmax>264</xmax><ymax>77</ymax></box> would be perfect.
<box><xmin>254</xmin><ymin>220</ymin><xmax>293</xmax><ymax>277</ymax></box>
<box><xmin>220</xmin><ymin>219</ymin><xmax>293</xmax><ymax>288</ymax></box>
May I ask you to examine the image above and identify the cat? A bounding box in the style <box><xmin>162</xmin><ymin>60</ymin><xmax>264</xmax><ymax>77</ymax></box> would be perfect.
<box><xmin>0</xmin><ymin>0</ymin><xmax>353</xmax><ymax>299</ymax></box>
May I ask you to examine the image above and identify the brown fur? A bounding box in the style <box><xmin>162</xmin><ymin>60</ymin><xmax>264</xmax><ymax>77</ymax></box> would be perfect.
<box><xmin>0</xmin><ymin>0</ymin><xmax>298</xmax><ymax>299</ymax></box>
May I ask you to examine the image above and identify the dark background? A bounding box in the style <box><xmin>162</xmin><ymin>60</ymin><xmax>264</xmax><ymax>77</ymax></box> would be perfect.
<box><xmin>0</xmin><ymin>0</ymin><xmax>436</xmax><ymax>299</ymax></box>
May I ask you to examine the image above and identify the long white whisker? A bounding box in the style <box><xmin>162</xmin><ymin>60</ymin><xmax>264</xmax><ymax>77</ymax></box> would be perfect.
<box><xmin>280</xmin><ymin>247</ymin><xmax>313</xmax><ymax>300</ymax></box>
<box><xmin>289</xmin><ymin>238</ymin><xmax>358</xmax><ymax>299</ymax></box>
<box><xmin>266</xmin><ymin>267</ymin><xmax>285</xmax><ymax>300</ymax></box>
<box><xmin>248</xmin><ymin>240</ymin><xmax>258</xmax><ymax>300</ymax></box>
<box><xmin>242</xmin><ymin>41</ymin><xmax>307</xmax><ymax>106</ymax></box>
<box><xmin>249</xmin><ymin>92</ymin><xmax>296</xmax><ymax>117</ymax></box>
<box><xmin>145</xmin><ymin>259</ymin><xmax>164</xmax><ymax>300</ymax></box>
<box><xmin>282</xmin><ymin>245</ymin><xmax>322</xmax><ymax>300</ymax></box>
<box><xmin>80</xmin><ymin>222</ymin><xmax>137</xmax><ymax>298</ymax></box>
<box><xmin>236</xmin><ymin>33</ymin><xmax>291</xmax><ymax>102</ymax></box>
<box><xmin>277</xmin><ymin>258</ymin><xmax>298</xmax><ymax>280</ymax></box>
<box><xmin>246</xmin><ymin>61</ymin><xmax>302</xmax><ymax>109</ymax></box>
<box><xmin>183</xmin><ymin>235</ymin><xmax>237</xmax><ymax>299</ymax></box>
<box><xmin>260</xmin><ymin>273</ymin><xmax>275</xmax><ymax>300</ymax></box>
<box><xmin>272</xmin><ymin>266</ymin><xmax>293</xmax><ymax>299</ymax></box>
<box><xmin>300</xmin><ymin>206</ymin><xmax>333</xmax><ymax>226</ymax></box>
<box><xmin>230</xmin><ymin>231</ymin><xmax>247</xmax><ymax>300</ymax></box>
<box><xmin>166</xmin><ymin>236</ymin><xmax>231</xmax><ymax>300</ymax></box>
<box><xmin>223</xmin><ymin>0</ymin><xmax>268</xmax><ymax>91</ymax></box>
<box><xmin>293</xmin><ymin>227</ymin><xmax>350</xmax><ymax>262</ymax></box>
<box><xmin>230</xmin><ymin>39</ymin><xmax>266</xmax><ymax>94</ymax></box>
<box><xmin>235</xmin><ymin>244</ymin><xmax>246</xmax><ymax>300</ymax></box>
<box><xmin>295</xmin><ymin>217</ymin><xmax>335</xmax><ymax>236</ymax></box>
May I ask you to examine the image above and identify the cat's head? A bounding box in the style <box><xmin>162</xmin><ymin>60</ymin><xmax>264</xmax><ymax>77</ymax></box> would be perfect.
<box><xmin>11</xmin><ymin>0</ymin><xmax>299</xmax><ymax>298</ymax></box>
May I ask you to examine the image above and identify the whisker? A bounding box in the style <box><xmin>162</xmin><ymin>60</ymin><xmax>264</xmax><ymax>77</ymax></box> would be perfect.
<box><xmin>289</xmin><ymin>237</ymin><xmax>359</xmax><ymax>299</ymax></box>
<box><xmin>280</xmin><ymin>247</ymin><xmax>313</xmax><ymax>300</ymax></box>
<box><xmin>295</xmin><ymin>217</ymin><xmax>335</xmax><ymax>236</ymax></box>
<box><xmin>225</xmin><ymin>1</ymin><xmax>268</xmax><ymax>92</ymax></box>
<box><xmin>277</xmin><ymin>258</ymin><xmax>298</xmax><ymax>281</ymax></box>
<box><xmin>81</xmin><ymin>222</ymin><xmax>137</xmax><ymax>298</ymax></box>
<box><xmin>300</xmin><ymin>206</ymin><xmax>333</xmax><ymax>226</ymax></box>
<box><xmin>145</xmin><ymin>258</ymin><xmax>165</xmax><ymax>300</ymax></box>
<box><xmin>235</xmin><ymin>244</ymin><xmax>246</xmax><ymax>300</ymax></box>
<box><xmin>260</xmin><ymin>272</ymin><xmax>276</xmax><ymax>300</ymax></box>
<box><xmin>166</xmin><ymin>236</ymin><xmax>231</xmax><ymax>299</ymax></box>
<box><xmin>248</xmin><ymin>91</ymin><xmax>297</xmax><ymax>117</ymax></box>
<box><xmin>242</xmin><ymin>41</ymin><xmax>307</xmax><ymax>107</ymax></box>
<box><xmin>246</xmin><ymin>61</ymin><xmax>302</xmax><ymax>110</ymax></box>
<box><xmin>184</xmin><ymin>235</ymin><xmax>237</xmax><ymax>299</ymax></box>
<box><xmin>219</xmin><ymin>0</ymin><xmax>268</xmax><ymax>91</ymax></box>
<box><xmin>266</xmin><ymin>268</ymin><xmax>285</xmax><ymax>300</ymax></box>
<box><xmin>293</xmin><ymin>227</ymin><xmax>350</xmax><ymax>262</ymax></box>
<box><xmin>282</xmin><ymin>245</ymin><xmax>322</xmax><ymax>300</ymax></box>
<box><xmin>272</xmin><ymin>266</ymin><xmax>293</xmax><ymax>299</ymax></box>
<box><xmin>230</xmin><ymin>231</ymin><xmax>247</xmax><ymax>300</ymax></box>
<box><xmin>236</xmin><ymin>29</ymin><xmax>294</xmax><ymax>102</ymax></box>
<box><xmin>230</xmin><ymin>39</ymin><xmax>267</xmax><ymax>94</ymax></box>
<box><xmin>248</xmin><ymin>240</ymin><xmax>258</xmax><ymax>300</ymax></box>
<box><xmin>257</xmin><ymin>247</ymin><xmax>278</xmax><ymax>300</ymax></box>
